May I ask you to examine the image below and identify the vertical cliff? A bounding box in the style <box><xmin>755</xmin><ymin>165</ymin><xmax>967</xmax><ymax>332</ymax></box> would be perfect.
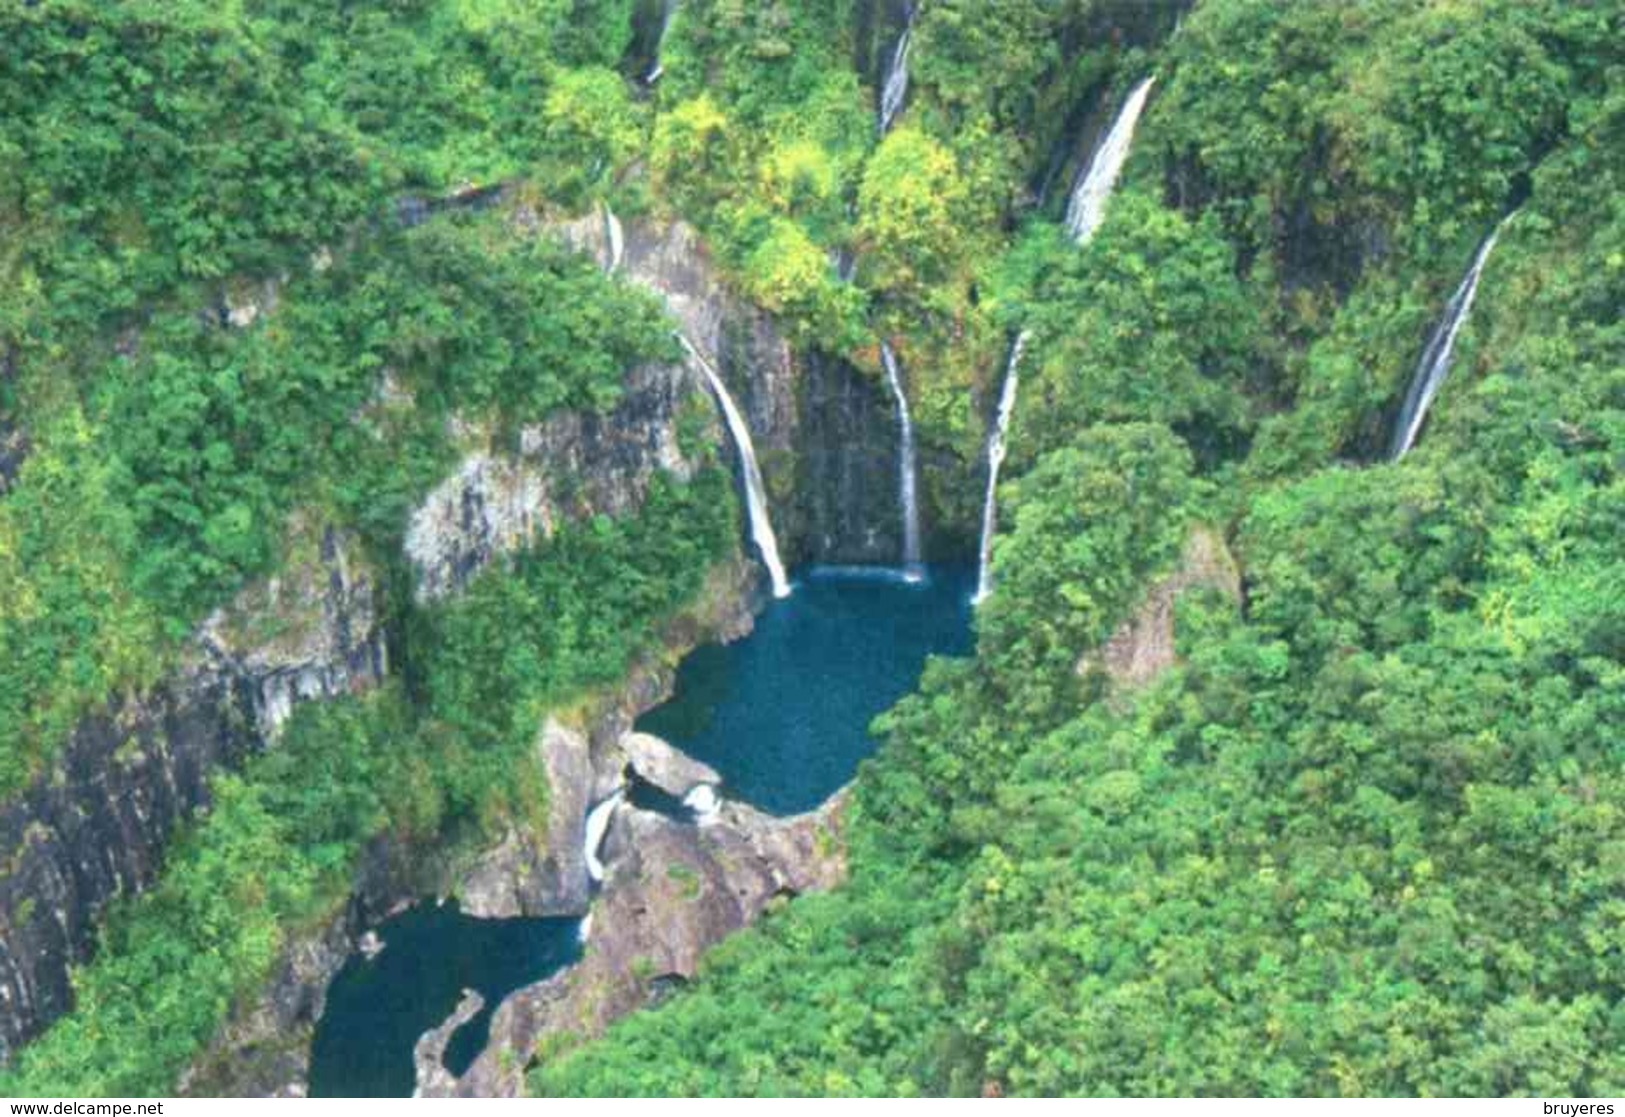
<box><xmin>0</xmin><ymin>525</ymin><xmax>385</xmax><ymax>1065</ymax></box>
<box><xmin>549</xmin><ymin>209</ymin><xmax>911</xmax><ymax>566</ymax></box>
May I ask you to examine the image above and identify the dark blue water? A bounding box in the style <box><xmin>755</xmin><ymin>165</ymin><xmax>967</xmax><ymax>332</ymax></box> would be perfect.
<box><xmin>636</xmin><ymin>565</ymin><xmax>975</xmax><ymax>815</ymax></box>
<box><xmin>309</xmin><ymin>902</ymin><xmax>582</xmax><ymax>1098</ymax></box>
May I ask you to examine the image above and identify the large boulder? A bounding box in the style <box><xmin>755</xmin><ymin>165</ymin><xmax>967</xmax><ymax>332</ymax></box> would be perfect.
<box><xmin>619</xmin><ymin>731</ymin><xmax>720</xmax><ymax>797</ymax></box>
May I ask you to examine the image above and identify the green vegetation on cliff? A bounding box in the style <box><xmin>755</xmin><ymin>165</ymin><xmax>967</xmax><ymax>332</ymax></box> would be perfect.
<box><xmin>3</xmin><ymin>0</ymin><xmax>1623</xmax><ymax>1099</ymax></box>
<box><xmin>531</xmin><ymin>0</ymin><xmax>1625</xmax><ymax>1098</ymax></box>
<box><xmin>2</xmin><ymin>468</ymin><xmax>735</xmax><ymax>1097</ymax></box>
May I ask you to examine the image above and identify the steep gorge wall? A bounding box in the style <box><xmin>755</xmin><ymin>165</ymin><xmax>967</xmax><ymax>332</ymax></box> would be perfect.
<box><xmin>0</xmin><ymin>526</ymin><xmax>385</xmax><ymax>1065</ymax></box>
<box><xmin>550</xmin><ymin>209</ymin><xmax>911</xmax><ymax>566</ymax></box>
<box><xmin>0</xmin><ymin>260</ymin><xmax>741</xmax><ymax>1068</ymax></box>
<box><xmin>1</xmin><ymin>196</ymin><xmax>922</xmax><ymax>1074</ymax></box>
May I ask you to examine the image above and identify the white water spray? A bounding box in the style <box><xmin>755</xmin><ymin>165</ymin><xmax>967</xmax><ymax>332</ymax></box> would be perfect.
<box><xmin>973</xmin><ymin>331</ymin><xmax>1028</xmax><ymax>604</ymax></box>
<box><xmin>683</xmin><ymin>783</ymin><xmax>721</xmax><ymax>824</ymax></box>
<box><xmin>646</xmin><ymin>0</ymin><xmax>679</xmax><ymax>84</ymax></box>
<box><xmin>1065</xmin><ymin>77</ymin><xmax>1156</xmax><ymax>244</ymax></box>
<box><xmin>678</xmin><ymin>334</ymin><xmax>792</xmax><ymax>598</ymax></box>
<box><xmin>975</xmin><ymin>78</ymin><xmax>1156</xmax><ymax>605</ymax></box>
<box><xmin>1390</xmin><ymin>220</ymin><xmax>1507</xmax><ymax>459</ymax></box>
<box><xmin>583</xmin><ymin>789</ymin><xmax>624</xmax><ymax>884</ymax></box>
<box><xmin>600</xmin><ymin>201</ymin><xmax>625</xmax><ymax>274</ymax></box>
<box><xmin>877</xmin><ymin>5</ymin><xmax>917</xmax><ymax>136</ymax></box>
<box><xmin>879</xmin><ymin>341</ymin><xmax>923</xmax><ymax>576</ymax></box>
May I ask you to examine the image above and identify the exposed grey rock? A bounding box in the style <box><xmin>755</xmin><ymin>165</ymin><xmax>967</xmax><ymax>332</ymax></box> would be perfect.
<box><xmin>459</xmin><ymin>713</ymin><xmax>635</xmax><ymax>920</ymax></box>
<box><xmin>619</xmin><ymin>731</ymin><xmax>720</xmax><ymax>797</ymax></box>
<box><xmin>441</xmin><ymin>791</ymin><xmax>850</xmax><ymax>1098</ymax></box>
<box><xmin>546</xmin><ymin>209</ymin><xmax>908</xmax><ymax>566</ymax></box>
<box><xmin>414</xmin><ymin>990</ymin><xmax>485</xmax><ymax>1098</ymax></box>
<box><xmin>405</xmin><ymin>361</ymin><xmax>710</xmax><ymax>602</ymax></box>
<box><xmin>538</xmin><ymin>720</ymin><xmax>593</xmax><ymax>917</ymax></box>
<box><xmin>0</xmin><ymin>672</ymin><xmax>255</xmax><ymax>1065</ymax></box>
<box><xmin>0</xmin><ymin>521</ymin><xmax>386</xmax><ymax>1066</ymax></box>
<box><xmin>199</xmin><ymin>521</ymin><xmax>386</xmax><ymax>740</ymax></box>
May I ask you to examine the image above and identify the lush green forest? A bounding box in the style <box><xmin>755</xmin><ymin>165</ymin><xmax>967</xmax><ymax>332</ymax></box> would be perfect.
<box><xmin>533</xmin><ymin>0</ymin><xmax>1625</xmax><ymax>1098</ymax></box>
<box><xmin>2</xmin><ymin>0</ymin><xmax>1622</xmax><ymax>1099</ymax></box>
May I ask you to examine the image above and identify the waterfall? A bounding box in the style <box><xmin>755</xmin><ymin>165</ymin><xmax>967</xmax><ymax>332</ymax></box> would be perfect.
<box><xmin>877</xmin><ymin>5</ymin><xmax>916</xmax><ymax>136</ymax></box>
<box><xmin>678</xmin><ymin>334</ymin><xmax>792</xmax><ymax>598</ymax></box>
<box><xmin>600</xmin><ymin>201</ymin><xmax>624</xmax><ymax>274</ymax></box>
<box><xmin>879</xmin><ymin>341</ymin><xmax>923</xmax><ymax>577</ymax></box>
<box><xmin>1390</xmin><ymin>220</ymin><xmax>1507</xmax><ymax>459</ymax></box>
<box><xmin>1065</xmin><ymin>76</ymin><xmax>1156</xmax><ymax>244</ymax></box>
<box><xmin>973</xmin><ymin>331</ymin><xmax>1029</xmax><ymax>604</ymax></box>
<box><xmin>583</xmin><ymin>789</ymin><xmax>624</xmax><ymax>884</ymax></box>
<box><xmin>646</xmin><ymin>0</ymin><xmax>678</xmax><ymax>84</ymax></box>
<box><xmin>974</xmin><ymin>78</ymin><xmax>1156</xmax><ymax>605</ymax></box>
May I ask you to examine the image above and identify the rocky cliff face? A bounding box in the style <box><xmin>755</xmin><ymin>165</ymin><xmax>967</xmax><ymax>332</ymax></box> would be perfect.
<box><xmin>433</xmin><ymin>789</ymin><xmax>850</xmax><ymax>1098</ymax></box>
<box><xmin>795</xmin><ymin>347</ymin><xmax>905</xmax><ymax>564</ymax></box>
<box><xmin>185</xmin><ymin>556</ymin><xmax>759</xmax><ymax>1098</ymax></box>
<box><xmin>549</xmin><ymin>208</ymin><xmax>908</xmax><ymax>566</ymax></box>
<box><xmin>407</xmin><ymin>360</ymin><xmax>705</xmax><ymax>602</ymax></box>
<box><xmin>0</xmin><ymin>526</ymin><xmax>385</xmax><ymax>1066</ymax></box>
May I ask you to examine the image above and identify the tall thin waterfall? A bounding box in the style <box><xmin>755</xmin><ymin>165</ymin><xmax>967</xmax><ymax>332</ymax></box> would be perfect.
<box><xmin>877</xmin><ymin>5</ymin><xmax>917</xmax><ymax>136</ymax></box>
<box><xmin>1390</xmin><ymin>221</ymin><xmax>1507</xmax><ymax>459</ymax></box>
<box><xmin>879</xmin><ymin>341</ymin><xmax>923</xmax><ymax>576</ymax></box>
<box><xmin>973</xmin><ymin>331</ymin><xmax>1029</xmax><ymax>604</ymax></box>
<box><xmin>973</xmin><ymin>78</ymin><xmax>1157</xmax><ymax>605</ymax></box>
<box><xmin>1065</xmin><ymin>76</ymin><xmax>1156</xmax><ymax>244</ymax></box>
<box><xmin>583</xmin><ymin>789</ymin><xmax>624</xmax><ymax>884</ymax></box>
<box><xmin>600</xmin><ymin>201</ymin><xmax>624</xmax><ymax>273</ymax></box>
<box><xmin>678</xmin><ymin>334</ymin><xmax>792</xmax><ymax>598</ymax></box>
<box><xmin>646</xmin><ymin>0</ymin><xmax>679</xmax><ymax>84</ymax></box>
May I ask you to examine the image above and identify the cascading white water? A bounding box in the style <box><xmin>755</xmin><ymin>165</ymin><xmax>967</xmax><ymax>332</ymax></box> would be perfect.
<box><xmin>646</xmin><ymin>0</ymin><xmax>679</xmax><ymax>84</ymax></box>
<box><xmin>877</xmin><ymin>5</ymin><xmax>916</xmax><ymax>136</ymax></box>
<box><xmin>974</xmin><ymin>77</ymin><xmax>1157</xmax><ymax>605</ymax></box>
<box><xmin>678</xmin><ymin>334</ymin><xmax>792</xmax><ymax>599</ymax></box>
<box><xmin>1065</xmin><ymin>76</ymin><xmax>1156</xmax><ymax>244</ymax></box>
<box><xmin>583</xmin><ymin>789</ymin><xmax>624</xmax><ymax>884</ymax></box>
<box><xmin>600</xmin><ymin>200</ymin><xmax>625</xmax><ymax>274</ymax></box>
<box><xmin>973</xmin><ymin>331</ymin><xmax>1028</xmax><ymax>604</ymax></box>
<box><xmin>1390</xmin><ymin>220</ymin><xmax>1507</xmax><ymax>459</ymax></box>
<box><xmin>879</xmin><ymin>341</ymin><xmax>923</xmax><ymax>577</ymax></box>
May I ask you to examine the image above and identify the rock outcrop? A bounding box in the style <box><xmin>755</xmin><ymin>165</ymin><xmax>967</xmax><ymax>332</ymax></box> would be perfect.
<box><xmin>459</xmin><ymin>720</ymin><xmax>595</xmax><ymax>920</ymax></box>
<box><xmin>440</xmin><ymin>791</ymin><xmax>851</xmax><ymax>1098</ymax></box>
<box><xmin>199</xmin><ymin>522</ymin><xmax>386</xmax><ymax>739</ymax></box>
<box><xmin>414</xmin><ymin>990</ymin><xmax>485</xmax><ymax>1098</ymax></box>
<box><xmin>406</xmin><ymin>361</ymin><xmax>707</xmax><ymax>602</ymax></box>
<box><xmin>1081</xmin><ymin>526</ymin><xmax>1242</xmax><ymax>693</ymax></box>
<box><xmin>0</xmin><ymin>526</ymin><xmax>385</xmax><ymax>1066</ymax></box>
<box><xmin>619</xmin><ymin>731</ymin><xmax>719</xmax><ymax>798</ymax></box>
